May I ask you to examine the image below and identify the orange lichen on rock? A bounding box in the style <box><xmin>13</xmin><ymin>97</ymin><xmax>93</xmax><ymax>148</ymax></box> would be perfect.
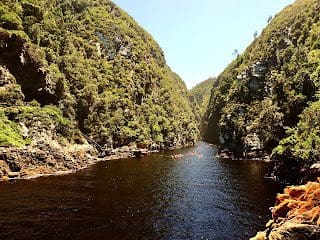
<box><xmin>251</xmin><ymin>179</ymin><xmax>320</xmax><ymax>240</ymax></box>
<box><xmin>272</xmin><ymin>179</ymin><xmax>320</xmax><ymax>224</ymax></box>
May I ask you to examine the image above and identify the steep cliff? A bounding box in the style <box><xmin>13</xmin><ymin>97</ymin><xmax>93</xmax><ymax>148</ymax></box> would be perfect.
<box><xmin>0</xmin><ymin>0</ymin><xmax>199</xmax><ymax>178</ymax></box>
<box><xmin>205</xmin><ymin>0</ymin><xmax>320</xmax><ymax>183</ymax></box>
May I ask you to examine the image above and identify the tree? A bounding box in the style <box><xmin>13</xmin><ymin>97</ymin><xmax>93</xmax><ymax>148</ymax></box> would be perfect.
<box><xmin>233</xmin><ymin>49</ymin><xmax>239</xmax><ymax>57</ymax></box>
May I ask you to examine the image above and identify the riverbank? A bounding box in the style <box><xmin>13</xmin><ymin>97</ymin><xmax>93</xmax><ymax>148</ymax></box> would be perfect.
<box><xmin>0</xmin><ymin>136</ymin><xmax>198</xmax><ymax>181</ymax></box>
<box><xmin>0</xmin><ymin>142</ymin><xmax>159</xmax><ymax>181</ymax></box>
<box><xmin>218</xmin><ymin>148</ymin><xmax>271</xmax><ymax>162</ymax></box>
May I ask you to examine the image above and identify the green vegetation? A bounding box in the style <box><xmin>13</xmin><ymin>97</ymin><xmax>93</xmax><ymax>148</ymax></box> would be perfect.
<box><xmin>204</xmin><ymin>0</ymin><xmax>320</xmax><ymax>181</ymax></box>
<box><xmin>0</xmin><ymin>110</ymin><xmax>28</xmax><ymax>147</ymax></box>
<box><xmin>273</xmin><ymin>101</ymin><xmax>320</xmax><ymax>160</ymax></box>
<box><xmin>190</xmin><ymin>78</ymin><xmax>216</xmax><ymax>117</ymax></box>
<box><xmin>271</xmin><ymin>101</ymin><xmax>320</xmax><ymax>182</ymax></box>
<box><xmin>189</xmin><ymin>77</ymin><xmax>216</xmax><ymax>138</ymax></box>
<box><xmin>0</xmin><ymin>0</ymin><xmax>198</xmax><ymax>148</ymax></box>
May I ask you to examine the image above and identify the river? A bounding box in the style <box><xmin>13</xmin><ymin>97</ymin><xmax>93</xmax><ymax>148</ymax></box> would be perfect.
<box><xmin>0</xmin><ymin>142</ymin><xmax>280</xmax><ymax>240</ymax></box>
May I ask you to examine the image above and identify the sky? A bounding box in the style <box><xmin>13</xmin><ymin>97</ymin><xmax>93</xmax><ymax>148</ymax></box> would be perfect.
<box><xmin>112</xmin><ymin>0</ymin><xmax>295</xmax><ymax>89</ymax></box>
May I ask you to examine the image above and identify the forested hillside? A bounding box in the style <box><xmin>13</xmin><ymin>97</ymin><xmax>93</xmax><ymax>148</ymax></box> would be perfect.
<box><xmin>0</xmin><ymin>0</ymin><xmax>199</xmax><ymax>151</ymax></box>
<box><xmin>189</xmin><ymin>77</ymin><xmax>216</xmax><ymax>137</ymax></box>
<box><xmin>204</xmin><ymin>0</ymin><xmax>320</xmax><ymax>183</ymax></box>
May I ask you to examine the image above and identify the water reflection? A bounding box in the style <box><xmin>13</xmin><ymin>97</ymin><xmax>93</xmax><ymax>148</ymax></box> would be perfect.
<box><xmin>0</xmin><ymin>142</ymin><xmax>279</xmax><ymax>240</ymax></box>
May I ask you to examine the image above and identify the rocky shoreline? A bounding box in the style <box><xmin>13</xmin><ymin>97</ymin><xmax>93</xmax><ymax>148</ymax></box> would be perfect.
<box><xmin>0</xmin><ymin>142</ymin><xmax>159</xmax><ymax>181</ymax></box>
<box><xmin>251</xmin><ymin>179</ymin><xmax>320</xmax><ymax>240</ymax></box>
<box><xmin>218</xmin><ymin>148</ymin><xmax>271</xmax><ymax>162</ymax></box>
<box><xmin>0</xmin><ymin>134</ymin><xmax>196</xmax><ymax>181</ymax></box>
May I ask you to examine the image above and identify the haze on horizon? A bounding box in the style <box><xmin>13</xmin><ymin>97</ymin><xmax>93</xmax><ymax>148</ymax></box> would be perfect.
<box><xmin>113</xmin><ymin>0</ymin><xmax>295</xmax><ymax>89</ymax></box>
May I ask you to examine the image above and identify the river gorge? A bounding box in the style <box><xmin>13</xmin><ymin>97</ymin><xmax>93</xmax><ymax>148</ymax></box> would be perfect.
<box><xmin>0</xmin><ymin>142</ymin><xmax>280</xmax><ymax>240</ymax></box>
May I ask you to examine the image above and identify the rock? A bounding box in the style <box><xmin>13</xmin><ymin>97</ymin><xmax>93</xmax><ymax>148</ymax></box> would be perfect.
<box><xmin>118</xmin><ymin>45</ymin><xmax>131</xmax><ymax>56</ymax></box>
<box><xmin>268</xmin><ymin>221</ymin><xmax>320</xmax><ymax>240</ymax></box>
<box><xmin>95</xmin><ymin>42</ymin><xmax>102</xmax><ymax>57</ymax></box>
<box><xmin>244</xmin><ymin>133</ymin><xmax>262</xmax><ymax>152</ymax></box>
<box><xmin>251</xmin><ymin>61</ymin><xmax>267</xmax><ymax>78</ymax></box>
<box><xmin>218</xmin><ymin>135</ymin><xmax>226</xmax><ymax>145</ymax></box>
<box><xmin>4</xmin><ymin>157</ymin><xmax>21</xmax><ymax>172</ymax></box>
<box><xmin>248</xmin><ymin>78</ymin><xmax>261</xmax><ymax>91</ymax></box>
<box><xmin>1</xmin><ymin>176</ymin><xmax>9</xmax><ymax>181</ymax></box>
<box><xmin>19</xmin><ymin>122</ymin><xmax>29</xmax><ymax>138</ymax></box>
<box><xmin>150</xmin><ymin>143</ymin><xmax>160</xmax><ymax>150</ymax></box>
<box><xmin>253</xmin><ymin>179</ymin><xmax>320</xmax><ymax>240</ymax></box>
<box><xmin>311</xmin><ymin>162</ymin><xmax>320</xmax><ymax>170</ymax></box>
<box><xmin>0</xmin><ymin>66</ymin><xmax>15</xmax><ymax>86</ymax></box>
<box><xmin>0</xmin><ymin>160</ymin><xmax>10</xmax><ymax>174</ymax></box>
<box><xmin>7</xmin><ymin>171</ymin><xmax>19</xmax><ymax>178</ymax></box>
<box><xmin>250</xmin><ymin>231</ymin><xmax>266</xmax><ymax>240</ymax></box>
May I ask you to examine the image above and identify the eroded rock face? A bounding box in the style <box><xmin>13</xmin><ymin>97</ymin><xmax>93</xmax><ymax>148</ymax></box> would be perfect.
<box><xmin>251</xmin><ymin>180</ymin><xmax>320</xmax><ymax>240</ymax></box>
<box><xmin>268</xmin><ymin>221</ymin><xmax>320</xmax><ymax>240</ymax></box>
<box><xmin>0</xmin><ymin>66</ymin><xmax>15</xmax><ymax>86</ymax></box>
<box><xmin>0</xmin><ymin>140</ymin><xmax>97</xmax><ymax>180</ymax></box>
<box><xmin>0</xmin><ymin>66</ymin><xmax>25</xmax><ymax>105</ymax></box>
<box><xmin>0</xmin><ymin>30</ymin><xmax>62</xmax><ymax>105</ymax></box>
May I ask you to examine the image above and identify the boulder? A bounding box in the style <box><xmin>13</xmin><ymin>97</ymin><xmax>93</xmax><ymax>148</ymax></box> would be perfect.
<box><xmin>0</xmin><ymin>66</ymin><xmax>15</xmax><ymax>86</ymax></box>
<box><xmin>1</xmin><ymin>176</ymin><xmax>9</xmax><ymax>181</ymax></box>
<box><xmin>7</xmin><ymin>171</ymin><xmax>20</xmax><ymax>178</ymax></box>
<box><xmin>269</xmin><ymin>221</ymin><xmax>320</xmax><ymax>240</ymax></box>
<box><xmin>311</xmin><ymin>162</ymin><xmax>320</xmax><ymax>170</ymax></box>
<box><xmin>249</xmin><ymin>232</ymin><xmax>266</xmax><ymax>240</ymax></box>
<box><xmin>0</xmin><ymin>160</ymin><xmax>10</xmax><ymax>177</ymax></box>
<box><xmin>251</xmin><ymin>62</ymin><xmax>267</xmax><ymax>78</ymax></box>
<box><xmin>251</xmin><ymin>179</ymin><xmax>320</xmax><ymax>240</ymax></box>
<box><xmin>244</xmin><ymin>133</ymin><xmax>262</xmax><ymax>152</ymax></box>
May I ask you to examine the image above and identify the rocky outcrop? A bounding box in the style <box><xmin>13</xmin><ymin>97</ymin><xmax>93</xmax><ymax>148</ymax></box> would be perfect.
<box><xmin>0</xmin><ymin>110</ymin><xmax>161</xmax><ymax>180</ymax></box>
<box><xmin>251</xmin><ymin>179</ymin><xmax>320</xmax><ymax>240</ymax></box>
<box><xmin>0</xmin><ymin>139</ymin><xmax>156</xmax><ymax>180</ymax></box>
<box><xmin>0</xmin><ymin>66</ymin><xmax>24</xmax><ymax>106</ymax></box>
<box><xmin>0</xmin><ymin>29</ymin><xmax>61</xmax><ymax>105</ymax></box>
<box><xmin>0</xmin><ymin>133</ymin><xmax>98</xmax><ymax>180</ymax></box>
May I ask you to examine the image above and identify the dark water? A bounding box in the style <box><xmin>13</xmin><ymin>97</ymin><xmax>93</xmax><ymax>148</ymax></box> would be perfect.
<box><xmin>0</xmin><ymin>142</ymin><xmax>280</xmax><ymax>240</ymax></box>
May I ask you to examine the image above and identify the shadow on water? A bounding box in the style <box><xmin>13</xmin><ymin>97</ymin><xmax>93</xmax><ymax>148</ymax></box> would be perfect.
<box><xmin>0</xmin><ymin>142</ymin><xmax>280</xmax><ymax>240</ymax></box>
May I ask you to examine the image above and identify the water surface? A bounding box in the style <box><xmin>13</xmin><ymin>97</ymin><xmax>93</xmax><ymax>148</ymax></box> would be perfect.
<box><xmin>0</xmin><ymin>142</ymin><xmax>279</xmax><ymax>240</ymax></box>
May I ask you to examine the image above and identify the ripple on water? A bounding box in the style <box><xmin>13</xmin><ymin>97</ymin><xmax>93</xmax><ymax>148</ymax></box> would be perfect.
<box><xmin>0</xmin><ymin>142</ymin><xmax>280</xmax><ymax>240</ymax></box>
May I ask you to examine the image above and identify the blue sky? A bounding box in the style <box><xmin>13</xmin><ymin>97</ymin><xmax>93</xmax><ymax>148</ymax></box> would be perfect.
<box><xmin>113</xmin><ymin>0</ymin><xmax>295</xmax><ymax>89</ymax></box>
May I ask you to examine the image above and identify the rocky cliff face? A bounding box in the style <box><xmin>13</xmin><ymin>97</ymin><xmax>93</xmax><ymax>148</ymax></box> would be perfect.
<box><xmin>204</xmin><ymin>0</ymin><xmax>320</xmax><ymax>183</ymax></box>
<box><xmin>0</xmin><ymin>0</ymin><xmax>199</xmax><ymax>179</ymax></box>
<box><xmin>251</xmin><ymin>179</ymin><xmax>320</xmax><ymax>240</ymax></box>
